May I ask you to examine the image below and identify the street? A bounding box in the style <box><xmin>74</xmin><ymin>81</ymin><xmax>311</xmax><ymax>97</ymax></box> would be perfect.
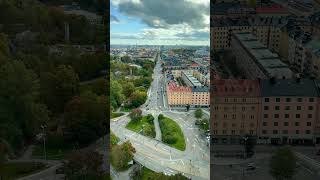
<box><xmin>111</xmin><ymin>52</ymin><xmax>210</xmax><ymax>179</ymax></box>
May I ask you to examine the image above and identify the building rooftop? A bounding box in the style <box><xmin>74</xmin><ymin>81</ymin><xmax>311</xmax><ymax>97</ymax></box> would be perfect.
<box><xmin>261</xmin><ymin>79</ymin><xmax>318</xmax><ymax>97</ymax></box>
<box><xmin>192</xmin><ymin>86</ymin><xmax>209</xmax><ymax>92</ymax></box>
<box><xmin>233</xmin><ymin>32</ymin><xmax>293</xmax><ymax>78</ymax></box>
<box><xmin>182</xmin><ymin>71</ymin><xmax>203</xmax><ymax>87</ymax></box>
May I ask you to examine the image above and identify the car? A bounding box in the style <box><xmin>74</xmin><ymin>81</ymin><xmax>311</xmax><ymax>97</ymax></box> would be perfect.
<box><xmin>55</xmin><ymin>166</ymin><xmax>64</xmax><ymax>174</ymax></box>
<box><xmin>246</xmin><ymin>163</ymin><xmax>256</xmax><ymax>170</ymax></box>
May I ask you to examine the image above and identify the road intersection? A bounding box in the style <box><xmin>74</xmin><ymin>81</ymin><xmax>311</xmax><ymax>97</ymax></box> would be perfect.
<box><xmin>111</xmin><ymin>53</ymin><xmax>210</xmax><ymax>179</ymax></box>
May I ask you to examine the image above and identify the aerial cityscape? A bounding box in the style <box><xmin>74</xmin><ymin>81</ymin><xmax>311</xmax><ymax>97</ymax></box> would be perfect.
<box><xmin>110</xmin><ymin>0</ymin><xmax>210</xmax><ymax>179</ymax></box>
<box><xmin>2</xmin><ymin>0</ymin><xmax>320</xmax><ymax>180</ymax></box>
<box><xmin>211</xmin><ymin>0</ymin><xmax>320</xmax><ymax>180</ymax></box>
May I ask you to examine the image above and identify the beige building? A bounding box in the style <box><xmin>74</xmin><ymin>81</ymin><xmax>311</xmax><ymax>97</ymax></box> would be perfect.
<box><xmin>166</xmin><ymin>81</ymin><xmax>192</xmax><ymax>106</ymax></box>
<box><xmin>211</xmin><ymin>17</ymin><xmax>286</xmax><ymax>53</ymax></box>
<box><xmin>259</xmin><ymin>79</ymin><xmax>318</xmax><ymax>145</ymax></box>
<box><xmin>211</xmin><ymin>79</ymin><xmax>261</xmax><ymax>144</ymax></box>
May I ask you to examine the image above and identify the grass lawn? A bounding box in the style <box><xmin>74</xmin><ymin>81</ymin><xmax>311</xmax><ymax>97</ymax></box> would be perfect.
<box><xmin>111</xmin><ymin>112</ymin><xmax>124</xmax><ymax>119</ymax></box>
<box><xmin>32</xmin><ymin>145</ymin><xmax>71</xmax><ymax>160</ymax></box>
<box><xmin>110</xmin><ymin>131</ymin><xmax>119</xmax><ymax>146</ymax></box>
<box><xmin>126</xmin><ymin>114</ymin><xmax>155</xmax><ymax>138</ymax></box>
<box><xmin>120</xmin><ymin>107</ymin><xmax>131</xmax><ymax>112</ymax></box>
<box><xmin>141</xmin><ymin>167</ymin><xmax>188</xmax><ymax>180</ymax></box>
<box><xmin>0</xmin><ymin>162</ymin><xmax>47</xmax><ymax>179</ymax></box>
<box><xmin>158</xmin><ymin>114</ymin><xmax>186</xmax><ymax>151</ymax></box>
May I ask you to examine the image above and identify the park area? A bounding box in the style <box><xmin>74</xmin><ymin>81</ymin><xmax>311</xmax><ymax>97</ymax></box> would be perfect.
<box><xmin>126</xmin><ymin>114</ymin><xmax>156</xmax><ymax>138</ymax></box>
<box><xmin>158</xmin><ymin>114</ymin><xmax>186</xmax><ymax>151</ymax></box>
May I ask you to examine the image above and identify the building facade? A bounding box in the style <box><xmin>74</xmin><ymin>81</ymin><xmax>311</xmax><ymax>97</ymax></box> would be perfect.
<box><xmin>211</xmin><ymin>79</ymin><xmax>261</xmax><ymax>144</ymax></box>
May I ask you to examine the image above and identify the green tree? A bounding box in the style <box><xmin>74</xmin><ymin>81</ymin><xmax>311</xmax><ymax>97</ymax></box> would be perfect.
<box><xmin>64</xmin><ymin>92</ymin><xmax>107</xmax><ymax>146</ymax></box>
<box><xmin>194</xmin><ymin>109</ymin><xmax>203</xmax><ymax>119</ymax></box>
<box><xmin>41</xmin><ymin>65</ymin><xmax>79</xmax><ymax>113</ymax></box>
<box><xmin>270</xmin><ymin>147</ymin><xmax>296</xmax><ymax>180</ymax></box>
<box><xmin>122</xmin><ymin>82</ymin><xmax>135</xmax><ymax>98</ymax></box>
<box><xmin>110</xmin><ymin>77</ymin><xmax>124</xmax><ymax>109</ymax></box>
<box><xmin>128</xmin><ymin>90</ymin><xmax>147</xmax><ymax>108</ymax></box>
<box><xmin>111</xmin><ymin>141</ymin><xmax>136</xmax><ymax>171</ymax></box>
<box><xmin>0</xmin><ymin>61</ymin><xmax>49</xmax><ymax>150</ymax></box>
<box><xmin>129</xmin><ymin>108</ymin><xmax>142</xmax><ymax>122</ymax></box>
<box><xmin>64</xmin><ymin>149</ymin><xmax>104</xmax><ymax>180</ymax></box>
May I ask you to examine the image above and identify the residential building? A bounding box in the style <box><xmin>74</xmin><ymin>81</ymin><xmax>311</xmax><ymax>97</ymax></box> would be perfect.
<box><xmin>211</xmin><ymin>79</ymin><xmax>261</xmax><ymax>144</ymax></box>
<box><xmin>259</xmin><ymin>79</ymin><xmax>318</xmax><ymax>145</ymax></box>
<box><xmin>166</xmin><ymin>81</ymin><xmax>192</xmax><ymax>106</ymax></box>
<box><xmin>231</xmin><ymin>32</ymin><xmax>293</xmax><ymax>79</ymax></box>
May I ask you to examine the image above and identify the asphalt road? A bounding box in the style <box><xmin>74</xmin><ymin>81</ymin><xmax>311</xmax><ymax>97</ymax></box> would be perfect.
<box><xmin>111</xmin><ymin>53</ymin><xmax>210</xmax><ymax>179</ymax></box>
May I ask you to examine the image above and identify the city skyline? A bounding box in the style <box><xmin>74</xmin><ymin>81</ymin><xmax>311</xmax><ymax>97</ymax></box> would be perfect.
<box><xmin>110</xmin><ymin>0</ymin><xmax>210</xmax><ymax>46</ymax></box>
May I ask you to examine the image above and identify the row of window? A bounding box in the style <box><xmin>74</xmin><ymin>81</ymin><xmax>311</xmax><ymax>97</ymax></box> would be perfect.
<box><xmin>214</xmin><ymin>114</ymin><xmax>256</xmax><ymax>119</ymax></box>
<box><xmin>264</xmin><ymin>105</ymin><xmax>315</xmax><ymax>110</ymax></box>
<box><xmin>263</xmin><ymin>113</ymin><xmax>313</xmax><ymax>119</ymax></box>
<box><xmin>213</xmin><ymin>122</ymin><xmax>255</xmax><ymax>128</ymax></box>
<box><xmin>262</xmin><ymin>130</ymin><xmax>311</xmax><ymax>135</ymax></box>
<box><xmin>264</xmin><ymin>97</ymin><xmax>315</xmax><ymax>102</ymax></box>
<box><xmin>214</xmin><ymin>106</ymin><xmax>257</xmax><ymax>111</ymax></box>
<box><xmin>262</xmin><ymin>121</ymin><xmax>312</xmax><ymax>126</ymax></box>
<box><xmin>212</xmin><ymin>130</ymin><xmax>255</xmax><ymax>135</ymax></box>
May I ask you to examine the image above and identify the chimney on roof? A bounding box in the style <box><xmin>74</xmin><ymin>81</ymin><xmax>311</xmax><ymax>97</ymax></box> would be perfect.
<box><xmin>270</xmin><ymin>77</ymin><xmax>276</xmax><ymax>85</ymax></box>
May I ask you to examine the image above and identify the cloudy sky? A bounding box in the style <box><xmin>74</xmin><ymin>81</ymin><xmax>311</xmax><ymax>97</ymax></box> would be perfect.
<box><xmin>110</xmin><ymin>0</ymin><xmax>209</xmax><ymax>46</ymax></box>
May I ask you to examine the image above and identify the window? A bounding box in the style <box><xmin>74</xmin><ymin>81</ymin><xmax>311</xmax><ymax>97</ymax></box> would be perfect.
<box><xmin>296</xmin><ymin>114</ymin><xmax>301</xmax><ymax>118</ymax></box>
<box><xmin>307</xmin><ymin>122</ymin><xmax>311</xmax><ymax>126</ymax></box>
<box><xmin>285</xmin><ymin>114</ymin><xmax>289</xmax><ymax>118</ymax></box>
<box><xmin>275</xmin><ymin>106</ymin><xmax>280</xmax><ymax>110</ymax></box>
<box><xmin>242</xmin><ymin>107</ymin><xmax>246</xmax><ymax>111</ymax></box>
<box><xmin>232</xmin><ymin>123</ymin><xmax>236</xmax><ymax>127</ymax></box>
<box><xmin>297</xmin><ymin>98</ymin><xmax>302</xmax><ymax>102</ymax></box>
<box><xmin>265</xmin><ymin>98</ymin><xmax>269</xmax><ymax>102</ymax></box>
<box><xmin>264</xmin><ymin>114</ymin><xmax>268</xmax><ymax>118</ymax></box>
<box><xmin>250</xmin><ymin>130</ymin><xmax>254</xmax><ymax>135</ymax></box>
<box><xmin>273</xmin><ymin>130</ymin><xmax>278</xmax><ymax>134</ymax></box>
<box><xmin>232</xmin><ymin>114</ymin><xmax>236</xmax><ymax>119</ymax></box>
<box><xmin>283</xmin><ymin>130</ymin><xmax>288</xmax><ymax>134</ymax></box>
<box><xmin>263</xmin><ymin>122</ymin><xmax>267</xmax><ymax>126</ymax></box>
<box><xmin>308</xmin><ymin>106</ymin><xmax>314</xmax><ymax>110</ymax></box>
<box><xmin>262</xmin><ymin>130</ymin><xmax>267</xmax><ymax>134</ymax></box>
<box><xmin>264</xmin><ymin>106</ymin><xmax>269</xmax><ymax>110</ymax></box>
<box><xmin>286</xmin><ymin>98</ymin><xmax>291</xmax><ymax>102</ymax></box>
<box><xmin>306</xmin><ymin>130</ymin><xmax>311</xmax><ymax>134</ymax></box>
<box><xmin>295</xmin><ymin>122</ymin><xmax>300</xmax><ymax>126</ymax></box>
<box><xmin>285</xmin><ymin>106</ymin><xmax>290</xmax><ymax>110</ymax></box>
<box><xmin>297</xmin><ymin>106</ymin><xmax>301</xmax><ymax>110</ymax></box>
<box><xmin>274</xmin><ymin>122</ymin><xmax>278</xmax><ymax>126</ymax></box>
<box><xmin>231</xmin><ymin>130</ymin><xmax>236</xmax><ymax>135</ymax></box>
<box><xmin>309</xmin><ymin>98</ymin><xmax>314</xmax><ymax>102</ymax></box>
<box><xmin>274</xmin><ymin>114</ymin><xmax>279</xmax><ymax>118</ymax></box>
<box><xmin>284</xmin><ymin>122</ymin><xmax>289</xmax><ymax>126</ymax></box>
<box><xmin>275</xmin><ymin>98</ymin><xmax>280</xmax><ymax>102</ymax></box>
<box><xmin>251</xmin><ymin>106</ymin><xmax>255</xmax><ymax>110</ymax></box>
<box><xmin>308</xmin><ymin>114</ymin><xmax>312</xmax><ymax>118</ymax></box>
<box><xmin>296</xmin><ymin>130</ymin><xmax>300</xmax><ymax>134</ymax></box>
<box><xmin>223</xmin><ymin>130</ymin><xmax>227</xmax><ymax>134</ymax></box>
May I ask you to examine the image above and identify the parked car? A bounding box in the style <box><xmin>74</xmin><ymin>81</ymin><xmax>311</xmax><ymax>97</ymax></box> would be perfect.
<box><xmin>246</xmin><ymin>163</ymin><xmax>256</xmax><ymax>170</ymax></box>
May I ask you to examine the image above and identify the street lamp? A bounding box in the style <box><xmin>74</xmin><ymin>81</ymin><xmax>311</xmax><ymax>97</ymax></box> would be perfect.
<box><xmin>40</xmin><ymin>124</ymin><xmax>47</xmax><ymax>161</ymax></box>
